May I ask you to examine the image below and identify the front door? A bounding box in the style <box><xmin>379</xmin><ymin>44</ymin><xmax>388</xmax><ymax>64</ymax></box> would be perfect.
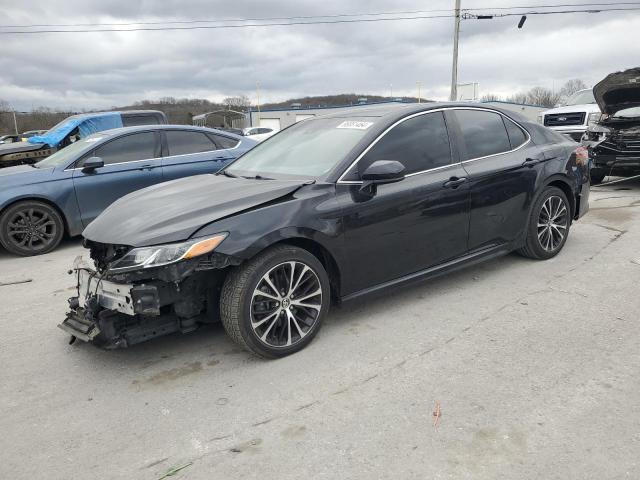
<box><xmin>72</xmin><ymin>131</ymin><xmax>162</xmax><ymax>226</ymax></box>
<box><xmin>337</xmin><ymin>111</ymin><xmax>471</xmax><ymax>295</ymax></box>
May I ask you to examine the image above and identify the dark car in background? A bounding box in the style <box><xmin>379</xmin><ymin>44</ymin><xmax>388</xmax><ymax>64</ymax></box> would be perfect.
<box><xmin>583</xmin><ymin>67</ymin><xmax>640</xmax><ymax>184</ymax></box>
<box><xmin>0</xmin><ymin>125</ymin><xmax>256</xmax><ymax>256</ymax></box>
<box><xmin>59</xmin><ymin>103</ymin><xmax>590</xmax><ymax>357</ymax></box>
<box><xmin>0</xmin><ymin>110</ymin><xmax>166</xmax><ymax>168</ymax></box>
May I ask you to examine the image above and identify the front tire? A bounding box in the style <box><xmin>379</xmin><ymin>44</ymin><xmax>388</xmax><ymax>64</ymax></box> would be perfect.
<box><xmin>0</xmin><ymin>200</ymin><xmax>65</xmax><ymax>256</ymax></box>
<box><xmin>220</xmin><ymin>245</ymin><xmax>330</xmax><ymax>358</ymax></box>
<box><xmin>517</xmin><ymin>187</ymin><xmax>571</xmax><ymax>260</ymax></box>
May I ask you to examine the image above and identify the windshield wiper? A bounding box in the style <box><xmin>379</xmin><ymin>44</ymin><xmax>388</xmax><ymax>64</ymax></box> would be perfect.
<box><xmin>242</xmin><ymin>174</ymin><xmax>273</xmax><ymax>180</ymax></box>
<box><xmin>218</xmin><ymin>170</ymin><xmax>237</xmax><ymax>178</ymax></box>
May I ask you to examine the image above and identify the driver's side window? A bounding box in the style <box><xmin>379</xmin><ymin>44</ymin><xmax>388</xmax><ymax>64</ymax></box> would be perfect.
<box><xmin>93</xmin><ymin>132</ymin><xmax>157</xmax><ymax>166</ymax></box>
<box><xmin>342</xmin><ymin>111</ymin><xmax>452</xmax><ymax>181</ymax></box>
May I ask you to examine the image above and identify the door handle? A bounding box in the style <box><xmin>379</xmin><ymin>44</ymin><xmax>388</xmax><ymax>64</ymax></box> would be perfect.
<box><xmin>443</xmin><ymin>176</ymin><xmax>467</xmax><ymax>189</ymax></box>
<box><xmin>137</xmin><ymin>164</ymin><xmax>154</xmax><ymax>170</ymax></box>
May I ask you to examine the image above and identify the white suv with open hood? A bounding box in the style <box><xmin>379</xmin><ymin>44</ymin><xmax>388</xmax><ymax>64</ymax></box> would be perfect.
<box><xmin>537</xmin><ymin>89</ymin><xmax>601</xmax><ymax>141</ymax></box>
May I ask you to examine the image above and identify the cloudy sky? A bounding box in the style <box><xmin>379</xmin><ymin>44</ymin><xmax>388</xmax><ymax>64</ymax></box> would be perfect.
<box><xmin>1</xmin><ymin>0</ymin><xmax>639</xmax><ymax>111</ymax></box>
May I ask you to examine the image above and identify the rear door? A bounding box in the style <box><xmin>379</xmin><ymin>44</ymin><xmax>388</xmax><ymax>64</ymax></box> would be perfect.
<box><xmin>72</xmin><ymin>131</ymin><xmax>162</xmax><ymax>226</ymax></box>
<box><xmin>449</xmin><ymin>108</ymin><xmax>541</xmax><ymax>251</ymax></box>
<box><xmin>337</xmin><ymin>111</ymin><xmax>471</xmax><ymax>294</ymax></box>
<box><xmin>161</xmin><ymin>129</ymin><xmax>233</xmax><ymax>181</ymax></box>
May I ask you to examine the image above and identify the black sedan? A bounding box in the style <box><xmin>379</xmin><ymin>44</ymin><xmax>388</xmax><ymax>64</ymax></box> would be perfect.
<box><xmin>60</xmin><ymin>103</ymin><xmax>590</xmax><ymax>357</ymax></box>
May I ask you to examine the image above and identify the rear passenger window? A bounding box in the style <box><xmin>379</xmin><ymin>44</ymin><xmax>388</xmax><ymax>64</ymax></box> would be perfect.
<box><xmin>454</xmin><ymin>110</ymin><xmax>511</xmax><ymax>160</ymax></box>
<box><xmin>93</xmin><ymin>132</ymin><xmax>157</xmax><ymax>165</ymax></box>
<box><xmin>209</xmin><ymin>134</ymin><xmax>239</xmax><ymax>149</ymax></box>
<box><xmin>348</xmin><ymin>111</ymin><xmax>451</xmax><ymax>179</ymax></box>
<box><xmin>166</xmin><ymin>130</ymin><xmax>217</xmax><ymax>156</ymax></box>
<box><xmin>503</xmin><ymin>117</ymin><xmax>528</xmax><ymax>148</ymax></box>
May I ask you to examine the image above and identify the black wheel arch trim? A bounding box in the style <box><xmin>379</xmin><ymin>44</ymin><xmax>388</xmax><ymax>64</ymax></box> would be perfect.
<box><xmin>541</xmin><ymin>174</ymin><xmax>578</xmax><ymax>218</ymax></box>
<box><xmin>218</xmin><ymin>226</ymin><xmax>344</xmax><ymax>298</ymax></box>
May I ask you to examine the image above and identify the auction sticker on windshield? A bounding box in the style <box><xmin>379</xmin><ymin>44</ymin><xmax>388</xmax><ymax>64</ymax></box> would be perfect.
<box><xmin>337</xmin><ymin>121</ymin><xmax>374</xmax><ymax>130</ymax></box>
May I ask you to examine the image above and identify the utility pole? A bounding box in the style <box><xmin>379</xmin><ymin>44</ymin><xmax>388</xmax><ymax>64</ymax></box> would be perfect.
<box><xmin>256</xmin><ymin>81</ymin><xmax>261</xmax><ymax>127</ymax></box>
<box><xmin>416</xmin><ymin>81</ymin><xmax>422</xmax><ymax>103</ymax></box>
<box><xmin>12</xmin><ymin>110</ymin><xmax>18</xmax><ymax>134</ymax></box>
<box><xmin>450</xmin><ymin>0</ymin><xmax>461</xmax><ymax>101</ymax></box>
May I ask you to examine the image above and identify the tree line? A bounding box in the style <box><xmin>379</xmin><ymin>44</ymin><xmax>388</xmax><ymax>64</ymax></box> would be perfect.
<box><xmin>1</xmin><ymin>81</ymin><xmax>589</xmax><ymax>134</ymax></box>
<box><xmin>481</xmin><ymin>79</ymin><xmax>588</xmax><ymax>108</ymax></box>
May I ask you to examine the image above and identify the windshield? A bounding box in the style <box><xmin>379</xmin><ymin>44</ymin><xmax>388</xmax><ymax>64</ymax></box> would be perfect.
<box><xmin>565</xmin><ymin>90</ymin><xmax>596</xmax><ymax>106</ymax></box>
<box><xmin>226</xmin><ymin>117</ymin><xmax>374</xmax><ymax>179</ymax></box>
<box><xmin>33</xmin><ymin>134</ymin><xmax>103</xmax><ymax>168</ymax></box>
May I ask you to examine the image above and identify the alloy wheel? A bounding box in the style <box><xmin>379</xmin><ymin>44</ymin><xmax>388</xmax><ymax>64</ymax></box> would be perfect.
<box><xmin>537</xmin><ymin>195</ymin><xmax>568</xmax><ymax>252</ymax></box>
<box><xmin>250</xmin><ymin>261</ymin><xmax>323</xmax><ymax>348</ymax></box>
<box><xmin>6</xmin><ymin>207</ymin><xmax>59</xmax><ymax>251</ymax></box>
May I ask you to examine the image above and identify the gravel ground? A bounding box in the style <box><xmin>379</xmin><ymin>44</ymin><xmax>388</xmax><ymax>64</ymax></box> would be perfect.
<box><xmin>1</xmin><ymin>180</ymin><xmax>639</xmax><ymax>480</ymax></box>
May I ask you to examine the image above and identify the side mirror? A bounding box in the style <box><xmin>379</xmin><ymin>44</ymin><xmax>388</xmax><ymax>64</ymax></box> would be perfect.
<box><xmin>359</xmin><ymin>160</ymin><xmax>405</xmax><ymax>195</ymax></box>
<box><xmin>362</xmin><ymin>160</ymin><xmax>405</xmax><ymax>184</ymax></box>
<box><xmin>82</xmin><ymin>156</ymin><xmax>104</xmax><ymax>172</ymax></box>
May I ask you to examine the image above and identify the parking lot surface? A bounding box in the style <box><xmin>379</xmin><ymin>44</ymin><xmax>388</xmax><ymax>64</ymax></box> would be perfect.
<box><xmin>1</xmin><ymin>180</ymin><xmax>639</xmax><ymax>479</ymax></box>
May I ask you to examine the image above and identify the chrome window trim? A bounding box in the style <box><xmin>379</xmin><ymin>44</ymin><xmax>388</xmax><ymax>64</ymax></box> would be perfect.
<box><xmin>336</xmin><ymin>106</ymin><xmax>531</xmax><ymax>185</ymax></box>
<box><xmin>64</xmin><ymin>156</ymin><xmax>160</xmax><ymax>172</ymax></box>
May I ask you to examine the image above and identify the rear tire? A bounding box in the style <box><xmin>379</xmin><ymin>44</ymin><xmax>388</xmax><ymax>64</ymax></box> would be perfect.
<box><xmin>517</xmin><ymin>187</ymin><xmax>571</xmax><ymax>260</ymax></box>
<box><xmin>220</xmin><ymin>245</ymin><xmax>330</xmax><ymax>358</ymax></box>
<box><xmin>0</xmin><ymin>200</ymin><xmax>64</xmax><ymax>256</ymax></box>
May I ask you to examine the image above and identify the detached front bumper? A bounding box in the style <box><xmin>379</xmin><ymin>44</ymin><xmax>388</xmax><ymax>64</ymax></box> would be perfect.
<box><xmin>59</xmin><ymin>265</ymin><xmax>225</xmax><ymax>348</ymax></box>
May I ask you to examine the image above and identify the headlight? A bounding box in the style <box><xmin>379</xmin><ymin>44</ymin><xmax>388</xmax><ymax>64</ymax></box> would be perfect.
<box><xmin>109</xmin><ymin>233</ymin><xmax>228</xmax><ymax>272</ymax></box>
<box><xmin>537</xmin><ymin>114</ymin><xmax>544</xmax><ymax>124</ymax></box>
<box><xmin>587</xmin><ymin>112</ymin><xmax>602</xmax><ymax>126</ymax></box>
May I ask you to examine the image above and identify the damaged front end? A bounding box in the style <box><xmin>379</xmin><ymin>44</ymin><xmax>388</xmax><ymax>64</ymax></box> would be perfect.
<box><xmin>586</xmin><ymin>67</ymin><xmax>640</xmax><ymax>179</ymax></box>
<box><xmin>59</xmin><ymin>234</ymin><xmax>239</xmax><ymax>348</ymax></box>
<box><xmin>584</xmin><ymin>117</ymin><xmax>640</xmax><ymax>178</ymax></box>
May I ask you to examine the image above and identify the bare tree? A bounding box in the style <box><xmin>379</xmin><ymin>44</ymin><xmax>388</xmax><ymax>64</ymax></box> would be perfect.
<box><xmin>481</xmin><ymin>93</ymin><xmax>502</xmax><ymax>102</ymax></box>
<box><xmin>223</xmin><ymin>95</ymin><xmax>251</xmax><ymax>110</ymax></box>
<box><xmin>526</xmin><ymin>86</ymin><xmax>562</xmax><ymax>108</ymax></box>
<box><xmin>559</xmin><ymin>79</ymin><xmax>588</xmax><ymax>99</ymax></box>
<box><xmin>0</xmin><ymin>99</ymin><xmax>13</xmax><ymax>134</ymax></box>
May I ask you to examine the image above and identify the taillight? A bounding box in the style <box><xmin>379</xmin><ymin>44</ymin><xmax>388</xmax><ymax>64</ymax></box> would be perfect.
<box><xmin>575</xmin><ymin>146</ymin><xmax>589</xmax><ymax>166</ymax></box>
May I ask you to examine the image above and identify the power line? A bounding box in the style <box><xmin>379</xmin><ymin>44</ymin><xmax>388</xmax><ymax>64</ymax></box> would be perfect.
<box><xmin>466</xmin><ymin>5</ymin><xmax>640</xmax><ymax>18</ymax></box>
<box><xmin>0</xmin><ymin>6</ymin><xmax>638</xmax><ymax>34</ymax></box>
<box><xmin>0</xmin><ymin>8</ymin><xmax>454</xmax><ymax>28</ymax></box>
<box><xmin>0</xmin><ymin>2</ymin><xmax>638</xmax><ymax>29</ymax></box>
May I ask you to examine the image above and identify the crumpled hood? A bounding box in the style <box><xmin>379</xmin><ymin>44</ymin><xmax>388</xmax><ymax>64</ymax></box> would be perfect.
<box><xmin>0</xmin><ymin>141</ymin><xmax>45</xmax><ymax>158</ymax></box>
<box><xmin>83</xmin><ymin>174</ymin><xmax>308</xmax><ymax>247</ymax></box>
<box><xmin>594</xmin><ymin>67</ymin><xmax>640</xmax><ymax>115</ymax></box>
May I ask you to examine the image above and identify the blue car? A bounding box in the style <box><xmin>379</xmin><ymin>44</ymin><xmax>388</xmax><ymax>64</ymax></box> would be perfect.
<box><xmin>0</xmin><ymin>125</ymin><xmax>257</xmax><ymax>256</ymax></box>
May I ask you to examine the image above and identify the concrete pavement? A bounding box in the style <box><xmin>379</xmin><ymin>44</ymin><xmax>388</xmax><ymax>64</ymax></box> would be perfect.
<box><xmin>1</xmin><ymin>181</ymin><xmax>639</xmax><ymax>479</ymax></box>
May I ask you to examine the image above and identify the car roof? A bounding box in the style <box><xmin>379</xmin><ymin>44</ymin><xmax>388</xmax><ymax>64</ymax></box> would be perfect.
<box><xmin>64</xmin><ymin>110</ymin><xmax>164</xmax><ymax>121</ymax></box>
<box><xmin>313</xmin><ymin>101</ymin><xmax>529</xmax><ymax>124</ymax></box>
<box><xmin>87</xmin><ymin>124</ymin><xmax>245</xmax><ymax>140</ymax></box>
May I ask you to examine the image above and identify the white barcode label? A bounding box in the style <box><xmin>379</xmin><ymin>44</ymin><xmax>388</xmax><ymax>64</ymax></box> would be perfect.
<box><xmin>337</xmin><ymin>121</ymin><xmax>373</xmax><ymax>130</ymax></box>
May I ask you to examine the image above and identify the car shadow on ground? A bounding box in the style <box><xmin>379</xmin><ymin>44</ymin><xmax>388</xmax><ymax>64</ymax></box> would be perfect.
<box><xmin>0</xmin><ymin>236</ymin><xmax>83</xmax><ymax>261</ymax></box>
<box><xmin>63</xmin><ymin>252</ymin><xmax>527</xmax><ymax>369</ymax></box>
<box><xmin>592</xmin><ymin>175</ymin><xmax>640</xmax><ymax>191</ymax></box>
